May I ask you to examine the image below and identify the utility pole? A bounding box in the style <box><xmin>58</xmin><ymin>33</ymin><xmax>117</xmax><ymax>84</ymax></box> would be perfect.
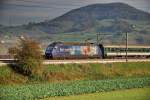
<box><xmin>125</xmin><ymin>32</ymin><xmax>128</xmax><ymax>62</ymax></box>
<box><xmin>9</xmin><ymin>16</ymin><xmax>11</xmax><ymax>26</ymax></box>
<box><xmin>97</xmin><ymin>33</ymin><xmax>101</xmax><ymax>45</ymax></box>
<box><xmin>96</xmin><ymin>33</ymin><xmax>99</xmax><ymax>44</ymax></box>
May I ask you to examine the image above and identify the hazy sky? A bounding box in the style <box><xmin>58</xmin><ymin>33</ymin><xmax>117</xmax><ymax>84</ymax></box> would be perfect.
<box><xmin>0</xmin><ymin>0</ymin><xmax>150</xmax><ymax>26</ymax></box>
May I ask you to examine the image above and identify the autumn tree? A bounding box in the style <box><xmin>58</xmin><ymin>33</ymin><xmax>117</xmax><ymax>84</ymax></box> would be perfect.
<box><xmin>9</xmin><ymin>37</ymin><xmax>43</xmax><ymax>77</ymax></box>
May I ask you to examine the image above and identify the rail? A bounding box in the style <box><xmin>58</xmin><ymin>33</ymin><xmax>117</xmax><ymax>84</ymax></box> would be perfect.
<box><xmin>0</xmin><ymin>59</ymin><xmax>150</xmax><ymax>66</ymax></box>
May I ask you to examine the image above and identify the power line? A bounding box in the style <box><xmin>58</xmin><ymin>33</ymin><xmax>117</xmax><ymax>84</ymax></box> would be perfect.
<box><xmin>97</xmin><ymin>32</ymin><xmax>129</xmax><ymax>62</ymax></box>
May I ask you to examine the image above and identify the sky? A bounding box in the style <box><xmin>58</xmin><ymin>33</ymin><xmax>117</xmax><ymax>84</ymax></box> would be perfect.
<box><xmin>0</xmin><ymin>0</ymin><xmax>150</xmax><ymax>26</ymax></box>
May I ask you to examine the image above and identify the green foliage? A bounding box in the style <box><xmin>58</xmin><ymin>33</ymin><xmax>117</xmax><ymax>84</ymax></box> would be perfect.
<box><xmin>0</xmin><ymin>77</ymin><xmax>150</xmax><ymax>100</ymax></box>
<box><xmin>8</xmin><ymin>37</ymin><xmax>43</xmax><ymax>76</ymax></box>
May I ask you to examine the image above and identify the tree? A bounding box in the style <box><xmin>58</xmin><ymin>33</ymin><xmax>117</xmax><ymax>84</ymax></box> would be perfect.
<box><xmin>9</xmin><ymin>37</ymin><xmax>43</xmax><ymax>77</ymax></box>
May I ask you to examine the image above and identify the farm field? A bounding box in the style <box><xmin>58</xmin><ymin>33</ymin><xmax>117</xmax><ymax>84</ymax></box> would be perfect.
<box><xmin>44</xmin><ymin>87</ymin><xmax>150</xmax><ymax>100</ymax></box>
<box><xmin>0</xmin><ymin>62</ymin><xmax>150</xmax><ymax>100</ymax></box>
<box><xmin>0</xmin><ymin>77</ymin><xmax>150</xmax><ymax>100</ymax></box>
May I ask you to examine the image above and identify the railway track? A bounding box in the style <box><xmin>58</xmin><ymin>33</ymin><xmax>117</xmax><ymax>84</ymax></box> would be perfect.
<box><xmin>0</xmin><ymin>59</ymin><xmax>150</xmax><ymax>66</ymax></box>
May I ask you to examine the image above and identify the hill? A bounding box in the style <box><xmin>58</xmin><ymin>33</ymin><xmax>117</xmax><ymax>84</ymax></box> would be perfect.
<box><xmin>0</xmin><ymin>3</ymin><xmax>150</xmax><ymax>53</ymax></box>
<box><xmin>37</xmin><ymin>3</ymin><xmax>150</xmax><ymax>34</ymax></box>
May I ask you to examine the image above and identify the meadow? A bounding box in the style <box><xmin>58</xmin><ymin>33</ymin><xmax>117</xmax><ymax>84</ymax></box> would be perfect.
<box><xmin>44</xmin><ymin>87</ymin><xmax>150</xmax><ymax>100</ymax></box>
<box><xmin>0</xmin><ymin>62</ymin><xmax>150</xmax><ymax>100</ymax></box>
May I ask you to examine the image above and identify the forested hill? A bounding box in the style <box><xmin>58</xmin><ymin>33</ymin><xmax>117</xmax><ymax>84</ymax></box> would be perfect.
<box><xmin>35</xmin><ymin>2</ymin><xmax>150</xmax><ymax>34</ymax></box>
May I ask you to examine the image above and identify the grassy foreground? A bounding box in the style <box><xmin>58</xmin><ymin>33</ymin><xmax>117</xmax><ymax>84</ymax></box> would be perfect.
<box><xmin>44</xmin><ymin>87</ymin><xmax>150</xmax><ymax>100</ymax></box>
<box><xmin>0</xmin><ymin>62</ymin><xmax>150</xmax><ymax>100</ymax></box>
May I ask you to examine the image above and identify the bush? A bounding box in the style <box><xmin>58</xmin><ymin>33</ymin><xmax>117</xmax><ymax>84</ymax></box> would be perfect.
<box><xmin>8</xmin><ymin>37</ymin><xmax>43</xmax><ymax>77</ymax></box>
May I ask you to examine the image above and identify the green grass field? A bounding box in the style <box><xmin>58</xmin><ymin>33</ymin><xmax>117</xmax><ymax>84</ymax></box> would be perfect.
<box><xmin>44</xmin><ymin>87</ymin><xmax>150</xmax><ymax>100</ymax></box>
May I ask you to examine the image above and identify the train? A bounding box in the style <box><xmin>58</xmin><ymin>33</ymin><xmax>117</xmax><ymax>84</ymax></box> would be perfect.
<box><xmin>45</xmin><ymin>42</ymin><xmax>150</xmax><ymax>59</ymax></box>
<box><xmin>104</xmin><ymin>45</ymin><xmax>150</xmax><ymax>59</ymax></box>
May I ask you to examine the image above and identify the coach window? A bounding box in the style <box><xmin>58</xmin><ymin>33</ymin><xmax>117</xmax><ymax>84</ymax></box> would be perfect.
<box><xmin>108</xmin><ymin>48</ymin><xmax>111</xmax><ymax>52</ymax></box>
<box><xmin>111</xmin><ymin>48</ymin><xmax>115</xmax><ymax>52</ymax></box>
<box><xmin>147</xmin><ymin>48</ymin><xmax>150</xmax><ymax>52</ymax></box>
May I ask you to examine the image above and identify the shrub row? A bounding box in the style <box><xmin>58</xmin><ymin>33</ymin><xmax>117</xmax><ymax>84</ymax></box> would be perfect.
<box><xmin>0</xmin><ymin>77</ymin><xmax>150</xmax><ymax>100</ymax></box>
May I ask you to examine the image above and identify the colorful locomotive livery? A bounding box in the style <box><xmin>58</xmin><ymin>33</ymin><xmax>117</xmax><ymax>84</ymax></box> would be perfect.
<box><xmin>45</xmin><ymin>42</ymin><xmax>104</xmax><ymax>59</ymax></box>
<box><xmin>55</xmin><ymin>45</ymin><xmax>98</xmax><ymax>55</ymax></box>
<box><xmin>45</xmin><ymin>42</ymin><xmax>150</xmax><ymax>59</ymax></box>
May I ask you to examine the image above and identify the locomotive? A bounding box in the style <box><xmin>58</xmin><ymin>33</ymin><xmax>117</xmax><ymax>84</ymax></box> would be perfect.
<box><xmin>45</xmin><ymin>42</ymin><xmax>104</xmax><ymax>59</ymax></box>
<box><xmin>45</xmin><ymin>42</ymin><xmax>150</xmax><ymax>59</ymax></box>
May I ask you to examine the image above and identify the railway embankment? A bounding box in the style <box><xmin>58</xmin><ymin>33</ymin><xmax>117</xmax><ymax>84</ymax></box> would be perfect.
<box><xmin>0</xmin><ymin>62</ymin><xmax>150</xmax><ymax>84</ymax></box>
